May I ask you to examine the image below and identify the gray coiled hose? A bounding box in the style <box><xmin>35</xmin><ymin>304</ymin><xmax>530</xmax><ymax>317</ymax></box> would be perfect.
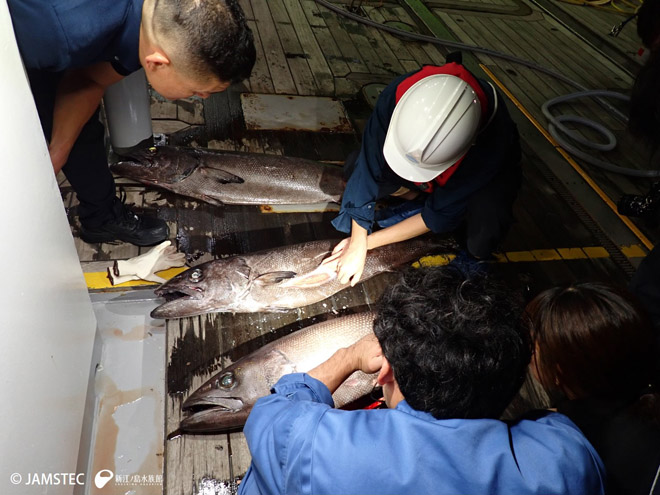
<box><xmin>313</xmin><ymin>0</ymin><xmax>660</xmax><ymax>177</ymax></box>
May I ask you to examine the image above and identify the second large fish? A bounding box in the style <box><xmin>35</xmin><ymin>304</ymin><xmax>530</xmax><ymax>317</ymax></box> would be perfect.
<box><xmin>110</xmin><ymin>145</ymin><xmax>345</xmax><ymax>206</ymax></box>
<box><xmin>151</xmin><ymin>237</ymin><xmax>448</xmax><ymax>318</ymax></box>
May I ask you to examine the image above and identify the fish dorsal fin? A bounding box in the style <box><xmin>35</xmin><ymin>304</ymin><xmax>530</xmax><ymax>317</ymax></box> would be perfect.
<box><xmin>253</xmin><ymin>271</ymin><xmax>297</xmax><ymax>286</ymax></box>
<box><xmin>199</xmin><ymin>166</ymin><xmax>245</xmax><ymax>185</ymax></box>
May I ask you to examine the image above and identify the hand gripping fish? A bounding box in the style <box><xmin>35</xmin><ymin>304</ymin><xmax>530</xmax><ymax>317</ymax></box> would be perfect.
<box><xmin>151</xmin><ymin>237</ymin><xmax>448</xmax><ymax>318</ymax></box>
<box><xmin>110</xmin><ymin>145</ymin><xmax>344</xmax><ymax>206</ymax></box>
<box><xmin>180</xmin><ymin>311</ymin><xmax>378</xmax><ymax>432</ymax></box>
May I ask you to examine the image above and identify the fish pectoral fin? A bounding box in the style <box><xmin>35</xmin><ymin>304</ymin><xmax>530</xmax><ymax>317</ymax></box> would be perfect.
<box><xmin>253</xmin><ymin>271</ymin><xmax>297</xmax><ymax>286</ymax></box>
<box><xmin>279</xmin><ymin>265</ymin><xmax>337</xmax><ymax>288</ymax></box>
<box><xmin>200</xmin><ymin>194</ymin><xmax>224</xmax><ymax>206</ymax></box>
<box><xmin>200</xmin><ymin>166</ymin><xmax>245</xmax><ymax>184</ymax></box>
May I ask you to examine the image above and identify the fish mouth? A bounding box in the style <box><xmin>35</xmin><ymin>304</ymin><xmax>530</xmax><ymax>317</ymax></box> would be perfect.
<box><xmin>154</xmin><ymin>285</ymin><xmax>204</xmax><ymax>301</ymax></box>
<box><xmin>180</xmin><ymin>397</ymin><xmax>247</xmax><ymax>432</ymax></box>
<box><xmin>150</xmin><ymin>285</ymin><xmax>207</xmax><ymax>318</ymax></box>
<box><xmin>183</xmin><ymin>396</ymin><xmax>244</xmax><ymax>413</ymax></box>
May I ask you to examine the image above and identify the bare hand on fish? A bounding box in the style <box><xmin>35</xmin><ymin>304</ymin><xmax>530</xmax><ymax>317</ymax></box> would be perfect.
<box><xmin>308</xmin><ymin>333</ymin><xmax>383</xmax><ymax>395</ymax></box>
<box><xmin>349</xmin><ymin>334</ymin><xmax>384</xmax><ymax>375</ymax></box>
<box><xmin>321</xmin><ymin>237</ymin><xmax>368</xmax><ymax>287</ymax></box>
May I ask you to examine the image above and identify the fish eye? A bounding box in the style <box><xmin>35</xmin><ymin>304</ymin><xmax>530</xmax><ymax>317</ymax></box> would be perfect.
<box><xmin>215</xmin><ymin>372</ymin><xmax>235</xmax><ymax>389</ymax></box>
<box><xmin>189</xmin><ymin>268</ymin><xmax>204</xmax><ymax>282</ymax></box>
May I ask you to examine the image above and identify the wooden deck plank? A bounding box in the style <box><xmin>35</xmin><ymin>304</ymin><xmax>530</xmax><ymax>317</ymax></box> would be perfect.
<box><xmin>165</xmin><ymin>315</ymin><xmax>232</xmax><ymax>495</ymax></box>
<box><xmin>463</xmin><ymin>14</ymin><xmax>620</xmax><ymax>144</ymax></box>
<box><xmin>549</xmin><ymin>0</ymin><xmax>642</xmax><ymax>59</ymax></box>
<box><xmin>538</xmin><ymin>10</ymin><xmax>634</xmax><ymax>89</ymax></box>
<box><xmin>437</xmin><ymin>12</ymin><xmax>575</xmax><ymax>120</ymax></box>
<box><xmin>300</xmin><ymin>0</ymin><xmax>352</xmax><ymax>80</ymax></box>
<box><xmin>386</xmin><ymin>4</ymin><xmax>448</xmax><ymax>67</ymax></box>
<box><xmin>431</xmin><ymin>0</ymin><xmax>631</xmax><ymax>93</ymax></box>
<box><xmin>249</xmin><ymin>0</ymin><xmax>298</xmax><ymax>94</ymax></box>
<box><xmin>245</xmin><ymin>18</ymin><xmax>276</xmax><ymax>94</ymax></box>
<box><xmin>283</xmin><ymin>0</ymin><xmax>336</xmax><ymax>95</ymax></box>
<box><xmin>269</xmin><ymin>0</ymin><xmax>320</xmax><ymax>95</ymax></box>
<box><xmin>455</xmin><ymin>12</ymin><xmax>634</xmax><ymax>156</ymax></box>
<box><xmin>314</xmin><ymin>7</ymin><xmax>371</xmax><ymax>74</ymax></box>
<box><xmin>461</xmin><ymin>11</ymin><xmax>610</xmax><ymax>95</ymax></box>
<box><xmin>364</xmin><ymin>6</ymin><xmax>426</xmax><ymax>68</ymax></box>
<box><xmin>341</xmin><ymin>15</ymin><xmax>397</xmax><ymax>76</ymax></box>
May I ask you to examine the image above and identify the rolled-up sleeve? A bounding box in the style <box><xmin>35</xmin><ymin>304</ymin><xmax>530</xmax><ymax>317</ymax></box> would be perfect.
<box><xmin>239</xmin><ymin>374</ymin><xmax>334</xmax><ymax>495</ymax></box>
<box><xmin>332</xmin><ymin>76</ymin><xmax>404</xmax><ymax>234</ymax></box>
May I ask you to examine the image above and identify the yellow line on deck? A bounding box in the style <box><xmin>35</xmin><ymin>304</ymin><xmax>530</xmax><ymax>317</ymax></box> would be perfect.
<box><xmin>479</xmin><ymin>64</ymin><xmax>654</xmax><ymax>252</ymax></box>
<box><xmin>413</xmin><ymin>244</ymin><xmax>646</xmax><ymax>267</ymax></box>
<box><xmin>84</xmin><ymin>267</ymin><xmax>188</xmax><ymax>290</ymax></box>
<box><xmin>86</xmin><ymin>244</ymin><xmax>646</xmax><ymax>290</ymax></box>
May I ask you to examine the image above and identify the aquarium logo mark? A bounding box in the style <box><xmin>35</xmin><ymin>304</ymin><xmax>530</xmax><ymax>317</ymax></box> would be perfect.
<box><xmin>94</xmin><ymin>469</ymin><xmax>114</xmax><ymax>489</ymax></box>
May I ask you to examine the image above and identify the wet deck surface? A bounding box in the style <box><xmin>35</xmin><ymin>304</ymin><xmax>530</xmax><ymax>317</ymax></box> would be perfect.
<box><xmin>60</xmin><ymin>0</ymin><xmax>657</xmax><ymax>493</ymax></box>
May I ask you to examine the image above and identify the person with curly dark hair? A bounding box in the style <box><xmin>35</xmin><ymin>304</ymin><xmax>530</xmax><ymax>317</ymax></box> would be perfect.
<box><xmin>239</xmin><ymin>266</ymin><xmax>605</xmax><ymax>495</ymax></box>
<box><xmin>526</xmin><ymin>282</ymin><xmax>660</xmax><ymax>495</ymax></box>
<box><xmin>7</xmin><ymin>0</ymin><xmax>255</xmax><ymax>245</ymax></box>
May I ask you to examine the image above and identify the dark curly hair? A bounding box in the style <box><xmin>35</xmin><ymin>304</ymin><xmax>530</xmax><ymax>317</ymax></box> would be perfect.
<box><xmin>374</xmin><ymin>265</ymin><xmax>531</xmax><ymax>420</ymax></box>
<box><xmin>153</xmin><ymin>0</ymin><xmax>256</xmax><ymax>84</ymax></box>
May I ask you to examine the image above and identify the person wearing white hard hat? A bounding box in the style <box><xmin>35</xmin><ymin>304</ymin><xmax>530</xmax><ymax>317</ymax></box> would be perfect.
<box><xmin>322</xmin><ymin>55</ymin><xmax>522</xmax><ymax>286</ymax></box>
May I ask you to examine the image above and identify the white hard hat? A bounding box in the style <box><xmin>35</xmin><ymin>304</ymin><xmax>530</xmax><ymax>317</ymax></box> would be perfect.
<box><xmin>383</xmin><ymin>74</ymin><xmax>482</xmax><ymax>183</ymax></box>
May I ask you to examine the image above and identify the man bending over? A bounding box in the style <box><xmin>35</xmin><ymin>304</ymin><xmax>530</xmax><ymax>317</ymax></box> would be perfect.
<box><xmin>239</xmin><ymin>265</ymin><xmax>606</xmax><ymax>494</ymax></box>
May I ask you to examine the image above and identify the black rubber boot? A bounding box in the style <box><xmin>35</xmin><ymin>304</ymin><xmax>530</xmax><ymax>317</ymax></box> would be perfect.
<box><xmin>80</xmin><ymin>194</ymin><xmax>169</xmax><ymax>246</ymax></box>
<box><xmin>617</xmin><ymin>182</ymin><xmax>660</xmax><ymax>218</ymax></box>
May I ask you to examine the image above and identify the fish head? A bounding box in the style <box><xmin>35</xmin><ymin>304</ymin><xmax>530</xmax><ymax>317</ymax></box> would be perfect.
<box><xmin>111</xmin><ymin>145</ymin><xmax>200</xmax><ymax>183</ymax></box>
<box><xmin>180</xmin><ymin>348</ymin><xmax>297</xmax><ymax>432</ymax></box>
<box><xmin>151</xmin><ymin>258</ymin><xmax>252</xmax><ymax>318</ymax></box>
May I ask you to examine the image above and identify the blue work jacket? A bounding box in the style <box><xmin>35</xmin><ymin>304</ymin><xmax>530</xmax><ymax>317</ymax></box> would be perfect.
<box><xmin>7</xmin><ymin>0</ymin><xmax>142</xmax><ymax>75</ymax></box>
<box><xmin>332</xmin><ymin>67</ymin><xmax>520</xmax><ymax>235</ymax></box>
<box><xmin>239</xmin><ymin>373</ymin><xmax>606</xmax><ymax>495</ymax></box>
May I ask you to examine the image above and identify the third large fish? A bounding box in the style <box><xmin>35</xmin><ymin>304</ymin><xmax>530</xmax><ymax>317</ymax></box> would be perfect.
<box><xmin>180</xmin><ymin>311</ymin><xmax>378</xmax><ymax>433</ymax></box>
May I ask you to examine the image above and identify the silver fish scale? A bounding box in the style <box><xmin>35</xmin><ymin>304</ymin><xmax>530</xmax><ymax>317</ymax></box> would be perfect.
<box><xmin>245</xmin><ymin>238</ymin><xmax>444</xmax><ymax>312</ymax></box>
<box><xmin>153</xmin><ymin>237</ymin><xmax>453</xmax><ymax>318</ymax></box>
<box><xmin>181</xmin><ymin>312</ymin><xmax>379</xmax><ymax>432</ymax></box>
<box><xmin>239</xmin><ymin>311</ymin><xmax>377</xmax><ymax>406</ymax></box>
<box><xmin>189</xmin><ymin>152</ymin><xmax>343</xmax><ymax>205</ymax></box>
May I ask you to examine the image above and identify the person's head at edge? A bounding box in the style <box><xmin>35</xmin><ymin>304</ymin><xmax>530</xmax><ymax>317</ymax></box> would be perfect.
<box><xmin>139</xmin><ymin>0</ymin><xmax>256</xmax><ymax>100</ymax></box>
<box><xmin>629</xmin><ymin>0</ymin><xmax>660</xmax><ymax>145</ymax></box>
<box><xmin>525</xmin><ymin>282</ymin><xmax>659</xmax><ymax>413</ymax></box>
<box><xmin>374</xmin><ymin>265</ymin><xmax>531</xmax><ymax>418</ymax></box>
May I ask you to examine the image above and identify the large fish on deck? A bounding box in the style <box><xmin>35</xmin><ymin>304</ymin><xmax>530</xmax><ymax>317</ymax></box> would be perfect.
<box><xmin>181</xmin><ymin>311</ymin><xmax>378</xmax><ymax>432</ymax></box>
<box><xmin>110</xmin><ymin>145</ymin><xmax>344</xmax><ymax>206</ymax></box>
<box><xmin>151</xmin><ymin>237</ymin><xmax>448</xmax><ymax>318</ymax></box>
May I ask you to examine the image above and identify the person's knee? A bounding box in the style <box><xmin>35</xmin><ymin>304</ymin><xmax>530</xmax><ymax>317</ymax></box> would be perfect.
<box><xmin>466</xmin><ymin>236</ymin><xmax>498</xmax><ymax>260</ymax></box>
<box><xmin>466</xmin><ymin>213</ymin><xmax>513</xmax><ymax>259</ymax></box>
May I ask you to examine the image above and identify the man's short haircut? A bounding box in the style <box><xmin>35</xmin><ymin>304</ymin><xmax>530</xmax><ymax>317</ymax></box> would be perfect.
<box><xmin>374</xmin><ymin>265</ymin><xmax>530</xmax><ymax>419</ymax></box>
<box><xmin>152</xmin><ymin>0</ymin><xmax>256</xmax><ymax>84</ymax></box>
